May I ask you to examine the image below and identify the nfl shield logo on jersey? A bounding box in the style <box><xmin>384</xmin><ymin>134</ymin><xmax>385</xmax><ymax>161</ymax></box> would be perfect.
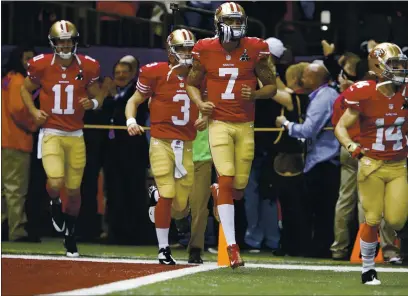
<box><xmin>240</xmin><ymin>49</ymin><xmax>250</xmax><ymax>61</ymax></box>
<box><xmin>389</xmin><ymin>104</ymin><xmax>394</xmax><ymax>109</ymax></box>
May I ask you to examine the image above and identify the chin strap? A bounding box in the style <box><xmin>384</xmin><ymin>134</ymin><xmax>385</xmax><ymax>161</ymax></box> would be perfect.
<box><xmin>376</xmin><ymin>80</ymin><xmax>395</xmax><ymax>97</ymax></box>
<box><xmin>167</xmin><ymin>63</ymin><xmax>182</xmax><ymax>81</ymax></box>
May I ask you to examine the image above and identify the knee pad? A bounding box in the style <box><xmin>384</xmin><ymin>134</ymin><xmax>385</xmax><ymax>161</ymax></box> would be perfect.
<box><xmin>47</xmin><ymin>178</ymin><xmax>64</xmax><ymax>196</ymax></box>
<box><xmin>233</xmin><ymin>176</ymin><xmax>249</xmax><ymax>190</ymax></box>
<box><xmin>385</xmin><ymin>216</ymin><xmax>407</xmax><ymax>232</ymax></box>
<box><xmin>364</xmin><ymin>214</ymin><xmax>381</xmax><ymax>228</ymax></box>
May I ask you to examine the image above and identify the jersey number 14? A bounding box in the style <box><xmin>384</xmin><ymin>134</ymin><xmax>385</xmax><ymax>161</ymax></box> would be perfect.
<box><xmin>373</xmin><ymin>117</ymin><xmax>405</xmax><ymax>151</ymax></box>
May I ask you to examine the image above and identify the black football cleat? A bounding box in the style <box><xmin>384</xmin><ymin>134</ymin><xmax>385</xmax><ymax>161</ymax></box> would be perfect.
<box><xmin>64</xmin><ymin>234</ymin><xmax>79</xmax><ymax>257</ymax></box>
<box><xmin>362</xmin><ymin>269</ymin><xmax>381</xmax><ymax>285</ymax></box>
<box><xmin>158</xmin><ymin>246</ymin><xmax>176</xmax><ymax>265</ymax></box>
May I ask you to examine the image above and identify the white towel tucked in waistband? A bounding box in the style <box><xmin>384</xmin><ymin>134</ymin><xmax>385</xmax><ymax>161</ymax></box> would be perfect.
<box><xmin>171</xmin><ymin>140</ymin><xmax>187</xmax><ymax>179</ymax></box>
<box><xmin>36</xmin><ymin>128</ymin><xmax>84</xmax><ymax>159</ymax></box>
<box><xmin>37</xmin><ymin>128</ymin><xmax>45</xmax><ymax>159</ymax></box>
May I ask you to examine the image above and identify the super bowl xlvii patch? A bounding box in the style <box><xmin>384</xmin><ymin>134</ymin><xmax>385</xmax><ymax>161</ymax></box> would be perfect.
<box><xmin>240</xmin><ymin>49</ymin><xmax>250</xmax><ymax>61</ymax></box>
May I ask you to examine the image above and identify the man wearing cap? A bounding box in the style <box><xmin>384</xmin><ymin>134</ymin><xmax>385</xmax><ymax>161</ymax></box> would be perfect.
<box><xmin>242</xmin><ymin>37</ymin><xmax>290</xmax><ymax>252</ymax></box>
<box><xmin>265</xmin><ymin>37</ymin><xmax>291</xmax><ymax>90</ymax></box>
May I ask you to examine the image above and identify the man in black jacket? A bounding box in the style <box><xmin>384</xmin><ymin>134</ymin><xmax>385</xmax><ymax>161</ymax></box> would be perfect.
<box><xmin>102</xmin><ymin>60</ymin><xmax>153</xmax><ymax>245</ymax></box>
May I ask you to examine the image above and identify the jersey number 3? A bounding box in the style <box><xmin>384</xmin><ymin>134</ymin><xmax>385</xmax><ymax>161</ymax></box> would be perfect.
<box><xmin>52</xmin><ymin>84</ymin><xmax>75</xmax><ymax>114</ymax></box>
<box><xmin>172</xmin><ymin>94</ymin><xmax>190</xmax><ymax>126</ymax></box>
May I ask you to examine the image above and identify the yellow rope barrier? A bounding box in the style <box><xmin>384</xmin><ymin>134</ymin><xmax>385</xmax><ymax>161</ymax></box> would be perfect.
<box><xmin>83</xmin><ymin>124</ymin><xmax>334</xmax><ymax>132</ymax></box>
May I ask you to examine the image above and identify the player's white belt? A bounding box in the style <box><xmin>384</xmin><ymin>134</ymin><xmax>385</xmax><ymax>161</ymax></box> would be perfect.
<box><xmin>171</xmin><ymin>139</ymin><xmax>187</xmax><ymax>179</ymax></box>
<box><xmin>37</xmin><ymin>128</ymin><xmax>83</xmax><ymax>159</ymax></box>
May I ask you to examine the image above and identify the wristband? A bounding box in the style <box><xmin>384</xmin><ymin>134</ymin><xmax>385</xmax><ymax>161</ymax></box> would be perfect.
<box><xmin>282</xmin><ymin>120</ymin><xmax>290</xmax><ymax>130</ymax></box>
<box><xmin>126</xmin><ymin>118</ymin><xmax>137</xmax><ymax>127</ymax></box>
<box><xmin>91</xmin><ymin>99</ymin><xmax>99</xmax><ymax>110</ymax></box>
<box><xmin>347</xmin><ymin>143</ymin><xmax>364</xmax><ymax>159</ymax></box>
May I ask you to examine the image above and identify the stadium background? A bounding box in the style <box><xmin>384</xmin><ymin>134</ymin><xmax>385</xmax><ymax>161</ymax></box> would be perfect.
<box><xmin>2</xmin><ymin>1</ymin><xmax>408</xmax><ymax>295</ymax></box>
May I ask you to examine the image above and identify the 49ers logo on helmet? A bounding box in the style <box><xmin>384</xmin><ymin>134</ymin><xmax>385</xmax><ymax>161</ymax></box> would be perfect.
<box><xmin>371</xmin><ymin>48</ymin><xmax>386</xmax><ymax>59</ymax></box>
<box><xmin>215</xmin><ymin>6</ymin><xmax>222</xmax><ymax>15</ymax></box>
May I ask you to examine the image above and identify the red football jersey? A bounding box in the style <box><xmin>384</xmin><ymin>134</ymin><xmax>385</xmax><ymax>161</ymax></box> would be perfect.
<box><xmin>332</xmin><ymin>93</ymin><xmax>360</xmax><ymax>143</ymax></box>
<box><xmin>343</xmin><ymin>80</ymin><xmax>408</xmax><ymax>160</ymax></box>
<box><xmin>192</xmin><ymin>36</ymin><xmax>270</xmax><ymax>122</ymax></box>
<box><xmin>27</xmin><ymin>54</ymin><xmax>100</xmax><ymax>131</ymax></box>
<box><xmin>137</xmin><ymin>62</ymin><xmax>199</xmax><ymax>141</ymax></box>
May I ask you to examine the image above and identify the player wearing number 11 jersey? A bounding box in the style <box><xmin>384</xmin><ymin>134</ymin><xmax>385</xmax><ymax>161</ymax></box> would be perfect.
<box><xmin>186</xmin><ymin>2</ymin><xmax>277</xmax><ymax>268</ymax></box>
<box><xmin>21</xmin><ymin>20</ymin><xmax>103</xmax><ymax>257</ymax></box>
<box><xmin>335</xmin><ymin>42</ymin><xmax>408</xmax><ymax>285</ymax></box>
<box><xmin>125</xmin><ymin>29</ymin><xmax>203</xmax><ymax>265</ymax></box>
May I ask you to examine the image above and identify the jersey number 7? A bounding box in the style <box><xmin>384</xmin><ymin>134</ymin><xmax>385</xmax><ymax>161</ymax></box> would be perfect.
<box><xmin>219</xmin><ymin>68</ymin><xmax>238</xmax><ymax>100</ymax></box>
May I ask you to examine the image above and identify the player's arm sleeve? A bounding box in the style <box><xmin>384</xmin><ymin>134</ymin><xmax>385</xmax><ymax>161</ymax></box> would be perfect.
<box><xmin>342</xmin><ymin>81</ymin><xmax>373</xmax><ymax>112</ymax></box>
<box><xmin>191</xmin><ymin>40</ymin><xmax>204</xmax><ymax>65</ymax></box>
<box><xmin>257</xmin><ymin>39</ymin><xmax>272</xmax><ymax>62</ymax></box>
<box><xmin>136</xmin><ymin>66</ymin><xmax>154</xmax><ymax>97</ymax></box>
<box><xmin>26</xmin><ymin>59</ymin><xmax>43</xmax><ymax>85</ymax></box>
<box><xmin>87</xmin><ymin>59</ymin><xmax>101</xmax><ymax>86</ymax></box>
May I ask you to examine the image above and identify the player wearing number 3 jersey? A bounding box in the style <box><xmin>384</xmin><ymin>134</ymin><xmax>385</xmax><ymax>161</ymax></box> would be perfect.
<box><xmin>125</xmin><ymin>29</ymin><xmax>203</xmax><ymax>265</ymax></box>
<box><xmin>186</xmin><ymin>2</ymin><xmax>277</xmax><ymax>269</ymax></box>
<box><xmin>335</xmin><ymin>43</ymin><xmax>408</xmax><ymax>285</ymax></box>
<box><xmin>21</xmin><ymin>20</ymin><xmax>104</xmax><ymax>257</ymax></box>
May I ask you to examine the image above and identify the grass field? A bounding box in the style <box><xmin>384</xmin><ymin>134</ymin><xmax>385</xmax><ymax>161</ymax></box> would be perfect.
<box><xmin>2</xmin><ymin>238</ymin><xmax>408</xmax><ymax>295</ymax></box>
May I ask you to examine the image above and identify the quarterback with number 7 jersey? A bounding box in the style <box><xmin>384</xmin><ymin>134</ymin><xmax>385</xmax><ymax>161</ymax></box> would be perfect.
<box><xmin>186</xmin><ymin>2</ymin><xmax>277</xmax><ymax>269</ymax></box>
<box><xmin>125</xmin><ymin>29</ymin><xmax>204</xmax><ymax>265</ymax></box>
<box><xmin>335</xmin><ymin>43</ymin><xmax>408</xmax><ymax>285</ymax></box>
<box><xmin>21</xmin><ymin>20</ymin><xmax>104</xmax><ymax>257</ymax></box>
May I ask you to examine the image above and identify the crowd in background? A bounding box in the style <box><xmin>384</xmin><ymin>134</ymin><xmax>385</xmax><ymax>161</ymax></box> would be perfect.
<box><xmin>2</xmin><ymin>1</ymin><xmax>407</xmax><ymax>262</ymax></box>
<box><xmin>3</xmin><ymin>1</ymin><xmax>408</xmax><ymax>54</ymax></box>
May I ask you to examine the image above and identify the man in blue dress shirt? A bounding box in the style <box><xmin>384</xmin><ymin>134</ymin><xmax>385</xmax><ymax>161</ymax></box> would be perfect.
<box><xmin>276</xmin><ymin>63</ymin><xmax>340</xmax><ymax>258</ymax></box>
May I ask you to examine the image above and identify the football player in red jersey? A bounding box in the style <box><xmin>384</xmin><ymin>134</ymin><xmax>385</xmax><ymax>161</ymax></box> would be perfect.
<box><xmin>125</xmin><ymin>29</ymin><xmax>205</xmax><ymax>265</ymax></box>
<box><xmin>335</xmin><ymin>43</ymin><xmax>408</xmax><ymax>285</ymax></box>
<box><xmin>186</xmin><ymin>2</ymin><xmax>277</xmax><ymax>268</ymax></box>
<box><xmin>21</xmin><ymin>20</ymin><xmax>104</xmax><ymax>257</ymax></box>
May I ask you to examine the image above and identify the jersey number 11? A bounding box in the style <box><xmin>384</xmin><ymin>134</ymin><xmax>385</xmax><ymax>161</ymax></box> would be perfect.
<box><xmin>52</xmin><ymin>84</ymin><xmax>75</xmax><ymax>115</ymax></box>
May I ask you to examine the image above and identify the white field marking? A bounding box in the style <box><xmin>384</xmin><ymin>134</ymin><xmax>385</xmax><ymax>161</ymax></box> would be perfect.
<box><xmin>3</xmin><ymin>254</ymin><xmax>408</xmax><ymax>296</ymax></box>
<box><xmin>3</xmin><ymin>254</ymin><xmax>408</xmax><ymax>273</ymax></box>
<box><xmin>50</xmin><ymin>264</ymin><xmax>219</xmax><ymax>296</ymax></box>
<box><xmin>2</xmin><ymin>254</ymin><xmax>193</xmax><ymax>265</ymax></box>
<box><xmin>244</xmin><ymin>263</ymin><xmax>408</xmax><ymax>273</ymax></box>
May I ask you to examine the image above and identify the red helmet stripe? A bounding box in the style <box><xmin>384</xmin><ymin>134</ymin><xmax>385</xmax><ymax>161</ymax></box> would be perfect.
<box><xmin>235</xmin><ymin>3</ymin><xmax>241</xmax><ymax>12</ymax></box>
<box><xmin>229</xmin><ymin>2</ymin><xmax>235</xmax><ymax>11</ymax></box>
<box><xmin>188</xmin><ymin>31</ymin><xmax>193</xmax><ymax>40</ymax></box>
<box><xmin>182</xmin><ymin>30</ymin><xmax>188</xmax><ymax>40</ymax></box>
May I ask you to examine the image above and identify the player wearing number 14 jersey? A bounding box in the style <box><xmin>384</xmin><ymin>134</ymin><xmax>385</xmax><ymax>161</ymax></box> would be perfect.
<box><xmin>21</xmin><ymin>20</ymin><xmax>103</xmax><ymax>257</ymax></box>
<box><xmin>335</xmin><ymin>43</ymin><xmax>408</xmax><ymax>285</ymax></box>
<box><xmin>186</xmin><ymin>2</ymin><xmax>277</xmax><ymax>269</ymax></box>
<box><xmin>125</xmin><ymin>29</ymin><xmax>203</xmax><ymax>265</ymax></box>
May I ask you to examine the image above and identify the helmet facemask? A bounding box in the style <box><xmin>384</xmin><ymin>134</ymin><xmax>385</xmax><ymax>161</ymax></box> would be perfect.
<box><xmin>169</xmin><ymin>42</ymin><xmax>194</xmax><ymax>67</ymax></box>
<box><xmin>216</xmin><ymin>15</ymin><xmax>247</xmax><ymax>43</ymax></box>
<box><xmin>381</xmin><ymin>56</ymin><xmax>408</xmax><ymax>85</ymax></box>
<box><xmin>49</xmin><ymin>36</ymin><xmax>79</xmax><ymax>60</ymax></box>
